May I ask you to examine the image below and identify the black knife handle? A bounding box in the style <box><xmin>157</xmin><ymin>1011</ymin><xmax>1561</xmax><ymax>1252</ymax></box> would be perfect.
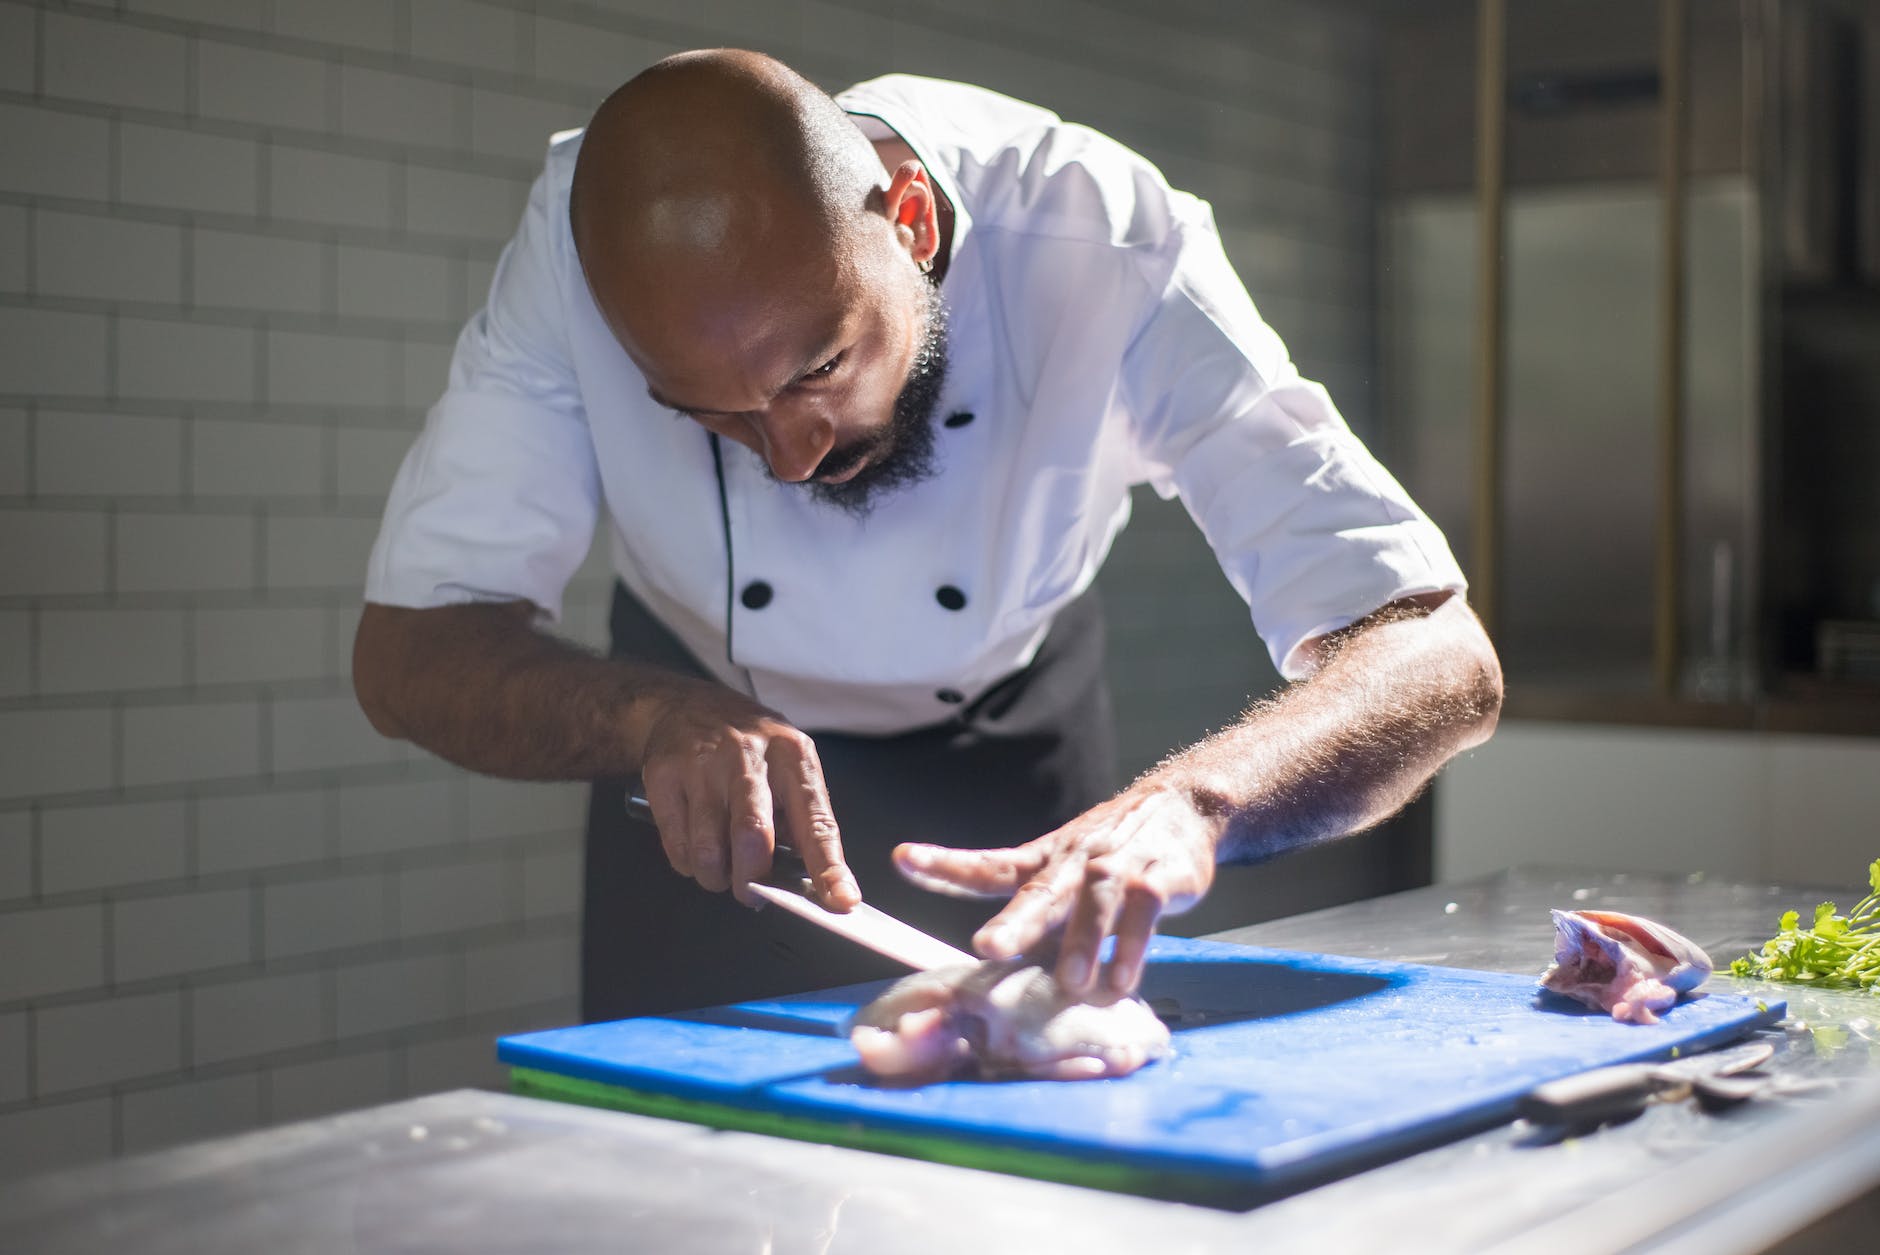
<box><xmin>1517</xmin><ymin>1063</ymin><xmax>1662</xmax><ymax>1125</ymax></box>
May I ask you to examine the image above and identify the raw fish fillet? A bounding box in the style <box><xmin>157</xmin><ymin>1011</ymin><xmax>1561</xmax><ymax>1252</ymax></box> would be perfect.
<box><xmin>1540</xmin><ymin>909</ymin><xmax>1713</xmax><ymax>1024</ymax></box>
<box><xmin>847</xmin><ymin>958</ymin><xmax>1172</xmax><ymax>1083</ymax></box>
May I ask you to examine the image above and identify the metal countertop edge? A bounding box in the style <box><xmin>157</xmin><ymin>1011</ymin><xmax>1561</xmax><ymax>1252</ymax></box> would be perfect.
<box><xmin>1479</xmin><ymin>1070</ymin><xmax>1880</xmax><ymax>1255</ymax></box>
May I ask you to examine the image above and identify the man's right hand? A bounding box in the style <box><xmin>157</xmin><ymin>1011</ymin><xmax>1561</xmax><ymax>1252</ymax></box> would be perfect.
<box><xmin>638</xmin><ymin>685</ymin><xmax>861</xmax><ymax>912</ymax></box>
<box><xmin>352</xmin><ymin>601</ymin><xmax>861</xmax><ymax>913</ymax></box>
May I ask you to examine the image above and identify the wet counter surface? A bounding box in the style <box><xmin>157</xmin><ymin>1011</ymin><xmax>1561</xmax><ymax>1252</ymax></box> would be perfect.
<box><xmin>4</xmin><ymin>866</ymin><xmax>1879</xmax><ymax>1254</ymax></box>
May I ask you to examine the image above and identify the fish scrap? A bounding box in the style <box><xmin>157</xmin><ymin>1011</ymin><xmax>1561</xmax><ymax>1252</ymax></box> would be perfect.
<box><xmin>848</xmin><ymin>958</ymin><xmax>1171</xmax><ymax>1083</ymax></box>
<box><xmin>1541</xmin><ymin>909</ymin><xmax>1713</xmax><ymax>1024</ymax></box>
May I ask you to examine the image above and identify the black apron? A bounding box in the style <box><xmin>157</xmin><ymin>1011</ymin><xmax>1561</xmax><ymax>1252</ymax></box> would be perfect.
<box><xmin>581</xmin><ymin>580</ymin><xmax>1117</xmax><ymax>1022</ymax></box>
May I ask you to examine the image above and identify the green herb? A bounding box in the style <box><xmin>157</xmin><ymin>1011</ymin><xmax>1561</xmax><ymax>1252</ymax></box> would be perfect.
<box><xmin>1729</xmin><ymin>860</ymin><xmax>1880</xmax><ymax>993</ymax></box>
<box><xmin>1811</xmin><ymin>1025</ymin><xmax>1851</xmax><ymax>1054</ymax></box>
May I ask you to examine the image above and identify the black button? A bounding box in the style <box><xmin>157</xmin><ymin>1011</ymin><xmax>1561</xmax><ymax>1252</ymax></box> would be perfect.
<box><xmin>935</xmin><ymin>585</ymin><xmax>967</xmax><ymax>611</ymax></box>
<box><xmin>935</xmin><ymin>688</ymin><xmax>965</xmax><ymax>704</ymax></box>
<box><xmin>740</xmin><ymin>581</ymin><xmax>773</xmax><ymax>610</ymax></box>
<box><xmin>943</xmin><ymin>410</ymin><xmax>975</xmax><ymax>429</ymax></box>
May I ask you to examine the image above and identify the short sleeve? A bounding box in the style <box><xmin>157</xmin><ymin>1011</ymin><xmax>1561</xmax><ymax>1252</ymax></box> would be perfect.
<box><xmin>1122</xmin><ymin>204</ymin><xmax>1467</xmax><ymax>680</ymax></box>
<box><xmin>364</xmin><ymin>155</ymin><xmax>602</xmax><ymax>622</ymax></box>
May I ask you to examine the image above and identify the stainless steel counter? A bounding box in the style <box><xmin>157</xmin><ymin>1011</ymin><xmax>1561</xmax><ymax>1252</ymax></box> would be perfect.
<box><xmin>4</xmin><ymin>867</ymin><xmax>1879</xmax><ymax>1254</ymax></box>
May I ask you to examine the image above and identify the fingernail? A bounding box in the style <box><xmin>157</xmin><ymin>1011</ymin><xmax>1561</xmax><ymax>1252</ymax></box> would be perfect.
<box><xmin>978</xmin><ymin>926</ymin><xmax>1010</xmax><ymax>955</ymax></box>
<box><xmin>1062</xmin><ymin>952</ymin><xmax>1091</xmax><ymax>990</ymax></box>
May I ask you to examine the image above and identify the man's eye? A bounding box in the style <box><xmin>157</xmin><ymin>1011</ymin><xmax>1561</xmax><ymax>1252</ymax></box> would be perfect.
<box><xmin>804</xmin><ymin>354</ymin><xmax>843</xmax><ymax>381</ymax></box>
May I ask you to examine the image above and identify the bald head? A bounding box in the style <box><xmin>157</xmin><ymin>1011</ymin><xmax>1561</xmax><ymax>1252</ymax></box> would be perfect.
<box><xmin>571</xmin><ymin>51</ymin><xmax>887</xmax><ymax>340</ymax></box>
<box><xmin>569</xmin><ymin>50</ymin><xmax>948</xmax><ymax>506</ymax></box>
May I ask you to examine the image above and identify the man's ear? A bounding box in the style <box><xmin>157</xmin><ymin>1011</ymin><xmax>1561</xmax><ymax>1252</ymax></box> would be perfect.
<box><xmin>882</xmin><ymin>159</ymin><xmax>940</xmax><ymax>271</ymax></box>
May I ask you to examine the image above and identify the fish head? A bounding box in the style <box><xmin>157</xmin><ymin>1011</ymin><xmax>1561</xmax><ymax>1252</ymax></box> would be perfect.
<box><xmin>1547</xmin><ymin>909</ymin><xmax>1714</xmax><ymax>995</ymax></box>
<box><xmin>1570</xmin><ymin>909</ymin><xmax>1714</xmax><ymax>991</ymax></box>
<box><xmin>1549</xmin><ymin>908</ymin><xmax>1621</xmax><ymax>975</ymax></box>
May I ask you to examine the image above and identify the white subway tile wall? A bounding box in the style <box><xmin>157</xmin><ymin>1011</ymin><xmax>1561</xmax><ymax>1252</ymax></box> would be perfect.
<box><xmin>0</xmin><ymin>102</ymin><xmax>111</xmax><ymax>199</ymax></box>
<box><xmin>0</xmin><ymin>308</ymin><xmax>112</xmax><ymax>398</ymax></box>
<box><xmin>33</xmin><ymin>991</ymin><xmax>185</xmax><ymax>1095</ymax></box>
<box><xmin>0</xmin><ymin>409</ymin><xmax>26</xmax><ymax>497</ymax></box>
<box><xmin>0</xmin><ymin>7</ymin><xmax>31</xmax><ymax>93</ymax></box>
<box><xmin>38</xmin><ymin>798</ymin><xmax>189</xmax><ymax>893</ymax></box>
<box><xmin>264</xmin><ymin>1049</ymin><xmax>398</xmax><ymax>1125</ymax></box>
<box><xmin>0</xmin><ymin>1011</ymin><xmax>26</xmax><ymax>1104</ymax></box>
<box><xmin>110</xmin><ymin>884</ymin><xmax>255</xmax><ymax>982</ymax></box>
<box><xmin>0</xmin><ymin>812</ymin><xmax>29</xmax><ymax>901</ymax></box>
<box><xmin>0</xmin><ymin>0</ymin><xmax>1376</xmax><ymax>1178</ymax></box>
<box><xmin>188</xmin><ymin>971</ymin><xmax>328</xmax><ymax>1067</ymax></box>
<box><xmin>118</xmin><ymin>1071</ymin><xmax>262</xmax><ymax>1155</ymax></box>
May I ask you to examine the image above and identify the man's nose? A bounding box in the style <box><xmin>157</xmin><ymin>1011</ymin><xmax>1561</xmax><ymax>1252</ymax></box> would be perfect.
<box><xmin>754</xmin><ymin>409</ymin><xmax>836</xmax><ymax>482</ymax></box>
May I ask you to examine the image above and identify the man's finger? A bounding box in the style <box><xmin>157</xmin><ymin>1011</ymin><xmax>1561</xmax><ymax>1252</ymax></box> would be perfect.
<box><xmin>1103</xmin><ymin>875</ymin><xmax>1165</xmax><ymax>994</ymax></box>
<box><xmin>683</xmin><ymin>767</ymin><xmax>731</xmax><ymax>894</ymax></box>
<box><xmin>643</xmin><ymin>782</ymin><xmax>692</xmax><ymax>880</ymax></box>
<box><xmin>726</xmin><ymin>760</ymin><xmax>776</xmax><ymax>909</ymax></box>
<box><xmin>973</xmin><ymin>855</ymin><xmax>1084</xmax><ymax>959</ymax></box>
<box><xmin>769</xmin><ymin>735</ymin><xmax>859</xmax><ymax>911</ymax></box>
<box><xmin>892</xmin><ymin>843</ymin><xmax>1045</xmax><ymax>899</ymax></box>
<box><xmin>1056</xmin><ymin>857</ymin><xmax>1124</xmax><ymax>995</ymax></box>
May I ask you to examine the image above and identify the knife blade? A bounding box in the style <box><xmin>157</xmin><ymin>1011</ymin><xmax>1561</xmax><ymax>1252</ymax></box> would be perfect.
<box><xmin>1516</xmin><ymin>1038</ymin><xmax>1776</xmax><ymax>1125</ymax></box>
<box><xmin>626</xmin><ymin>793</ymin><xmax>976</xmax><ymax>971</ymax></box>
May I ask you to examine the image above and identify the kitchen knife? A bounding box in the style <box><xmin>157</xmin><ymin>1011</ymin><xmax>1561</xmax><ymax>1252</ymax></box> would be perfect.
<box><xmin>1516</xmin><ymin>1038</ymin><xmax>1776</xmax><ymax>1125</ymax></box>
<box><xmin>626</xmin><ymin>793</ymin><xmax>976</xmax><ymax>971</ymax></box>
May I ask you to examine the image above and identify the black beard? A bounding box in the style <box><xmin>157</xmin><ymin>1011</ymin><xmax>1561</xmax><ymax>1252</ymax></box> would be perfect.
<box><xmin>802</xmin><ymin>279</ymin><xmax>949</xmax><ymax>519</ymax></box>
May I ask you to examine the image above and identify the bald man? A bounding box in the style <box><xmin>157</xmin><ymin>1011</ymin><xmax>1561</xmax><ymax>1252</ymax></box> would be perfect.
<box><xmin>354</xmin><ymin>51</ymin><xmax>1501</xmax><ymax>1022</ymax></box>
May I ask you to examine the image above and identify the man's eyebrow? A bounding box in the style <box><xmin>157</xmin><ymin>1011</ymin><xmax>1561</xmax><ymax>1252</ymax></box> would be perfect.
<box><xmin>643</xmin><ymin>330</ymin><xmax>850</xmax><ymax>417</ymax></box>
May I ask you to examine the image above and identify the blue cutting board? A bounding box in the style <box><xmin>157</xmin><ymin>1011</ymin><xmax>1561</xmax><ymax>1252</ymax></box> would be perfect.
<box><xmin>498</xmin><ymin>936</ymin><xmax>1783</xmax><ymax>1189</ymax></box>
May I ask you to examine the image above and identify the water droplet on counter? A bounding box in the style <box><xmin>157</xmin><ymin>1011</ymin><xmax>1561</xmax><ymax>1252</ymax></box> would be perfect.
<box><xmin>1444</xmin><ymin>902</ymin><xmax>1459</xmax><ymax>915</ymax></box>
<box><xmin>1572</xmin><ymin>888</ymin><xmax>1595</xmax><ymax>901</ymax></box>
<box><xmin>408</xmin><ymin>1125</ymin><xmax>429</xmax><ymax>1142</ymax></box>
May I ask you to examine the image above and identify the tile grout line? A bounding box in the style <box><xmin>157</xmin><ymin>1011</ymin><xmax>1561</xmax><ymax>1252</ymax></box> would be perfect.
<box><xmin>29</xmin><ymin>0</ymin><xmax>42</xmax><ymax>101</ymax></box>
<box><xmin>178</xmin><ymin>971</ymin><xmax>192</xmax><ymax>1083</ymax></box>
<box><xmin>181</xmin><ymin>20</ymin><xmax>196</xmax><ymax>122</ymax></box>
<box><xmin>21</xmin><ymin>201</ymin><xmax>35</xmax><ymax>302</ymax></box>
<box><xmin>27</xmin><ymin>800</ymin><xmax>40</xmax><ymax>900</ymax></box>
<box><xmin>182</xmin><ymin>790</ymin><xmax>196</xmax><ymax>881</ymax></box>
<box><xmin>248</xmin><ymin>872</ymin><xmax>264</xmax><ymax>983</ymax></box>
<box><xmin>23</xmin><ymin>564</ymin><xmax>39</xmax><ymax>710</ymax></box>
<box><xmin>257</xmin><ymin>687</ymin><xmax>272</xmax><ymax>786</ymax></box>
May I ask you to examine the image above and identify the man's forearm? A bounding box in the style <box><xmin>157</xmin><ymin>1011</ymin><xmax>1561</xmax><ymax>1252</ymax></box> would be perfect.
<box><xmin>353</xmin><ymin>601</ymin><xmax>713</xmax><ymax>780</ymax></box>
<box><xmin>1148</xmin><ymin>595</ymin><xmax>1502</xmax><ymax>863</ymax></box>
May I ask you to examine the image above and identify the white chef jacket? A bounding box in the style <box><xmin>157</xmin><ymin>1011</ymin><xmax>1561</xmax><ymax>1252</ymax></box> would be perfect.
<box><xmin>365</xmin><ymin>74</ymin><xmax>1466</xmax><ymax>736</ymax></box>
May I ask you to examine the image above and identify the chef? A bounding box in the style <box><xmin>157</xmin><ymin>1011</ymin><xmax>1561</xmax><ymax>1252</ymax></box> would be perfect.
<box><xmin>352</xmin><ymin>50</ymin><xmax>1502</xmax><ymax>1023</ymax></box>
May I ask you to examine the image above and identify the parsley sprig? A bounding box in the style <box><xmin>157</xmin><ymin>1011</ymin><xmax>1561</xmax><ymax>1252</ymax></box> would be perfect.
<box><xmin>1729</xmin><ymin>860</ymin><xmax>1880</xmax><ymax>992</ymax></box>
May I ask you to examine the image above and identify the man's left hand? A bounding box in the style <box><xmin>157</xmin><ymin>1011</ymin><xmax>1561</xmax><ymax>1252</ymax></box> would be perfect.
<box><xmin>890</xmin><ymin>783</ymin><xmax>1220</xmax><ymax>998</ymax></box>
